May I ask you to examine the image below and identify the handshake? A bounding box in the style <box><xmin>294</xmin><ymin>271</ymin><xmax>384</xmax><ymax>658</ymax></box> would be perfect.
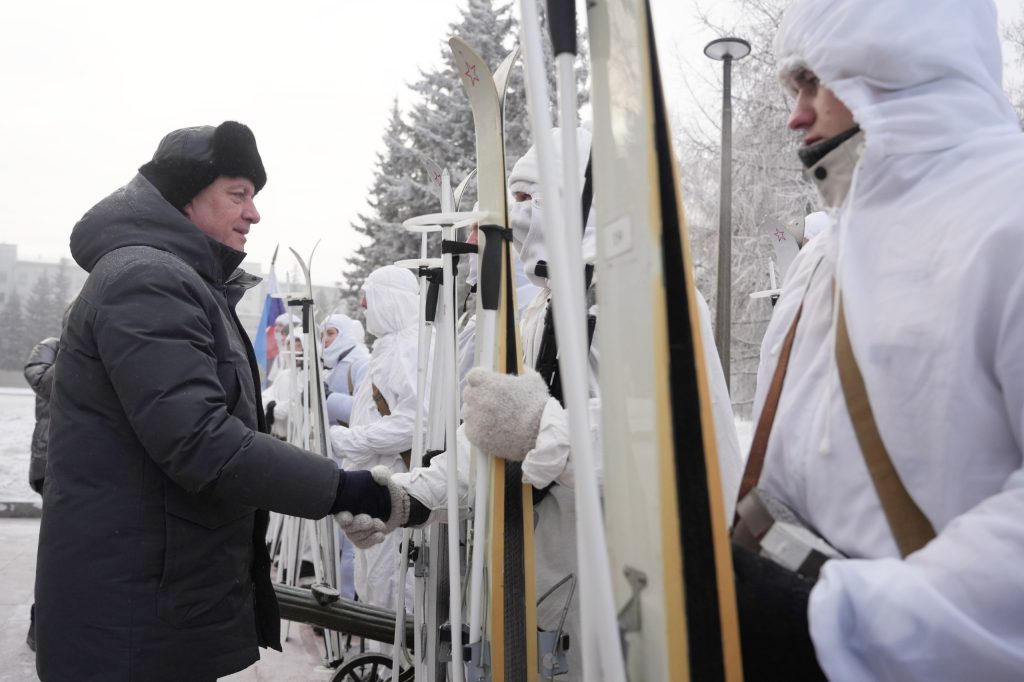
<box><xmin>333</xmin><ymin>466</ymin><xmax>426</xmax><ymax>549</ymax></box>
<box><xmin>336</xmin><ymin>366</ymin><xmax>550</xmax><ymax>548</ymax></box>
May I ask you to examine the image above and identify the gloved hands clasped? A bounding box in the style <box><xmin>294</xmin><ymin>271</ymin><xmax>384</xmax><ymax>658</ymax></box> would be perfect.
<box><xmin>331</xmin><ymin>465</ymin><xmax>428</xmax><ymax>549</ymax></box>
<box><xmin>462</xmin><ymin>366</ymin><xmax>550</xmax><ymax>462</ymax></box>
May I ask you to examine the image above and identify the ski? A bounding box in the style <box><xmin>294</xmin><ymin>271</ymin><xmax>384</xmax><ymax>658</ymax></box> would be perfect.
<box><xmin>449</xmin><ymin>37</ymin><xmax>538</xmax><ymax>682</ymax></box>
<box><xmin>516</xmin><ymin>0</ymin><xmax>627</xmax><ymax>679</ymax></box>
<box><xmin>587</xmin><ymin>0</ymin><xmax>743</xmax><ymax>680</ymax></box>
<box><xmin>288</xmin><ymin>245</ymin><xmax>345</xmax><ymax>667</ymax></box>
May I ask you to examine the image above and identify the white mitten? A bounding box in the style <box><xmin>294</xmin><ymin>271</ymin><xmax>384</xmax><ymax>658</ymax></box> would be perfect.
<box><xmin>372</xmin><ymin>465</ymin><xmax>411</xmax><ymax>533</ymax></box>
<box><xmin>462</xmin><ymin>367</ymin><xmax>549</xmax><ymax>462</ymax></box>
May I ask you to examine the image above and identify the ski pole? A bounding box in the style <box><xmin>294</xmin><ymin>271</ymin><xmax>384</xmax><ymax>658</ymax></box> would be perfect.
<box><xmin>439</xmin><ymin>170</ymin><xmax>465</xmax><ymax>682</ymax></box>
<box><xmin>405</xmin><ymin>209</ymin><xmax>488</xmax><ymax>680</ymax></box>
<box><xmin>391</xmin><ymin>238</ymin><xmax>437</xmax><ymax>676</ymax></box>
<box><xmin>519</xmin><ymin>0</ymin><xmax>628</xmax><ymax>679</ymax></box>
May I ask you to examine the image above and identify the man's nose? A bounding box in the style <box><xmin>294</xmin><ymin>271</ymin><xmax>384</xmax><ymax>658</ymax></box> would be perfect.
<box><xmin>787</xmin><ymin>95</ymin><xmax>815</xmax><ymax>131</ymax></box>
<box><xmin>243</xmin><ymin>199</ymin><xmax>261</xmax><ymax>224</ymax></box>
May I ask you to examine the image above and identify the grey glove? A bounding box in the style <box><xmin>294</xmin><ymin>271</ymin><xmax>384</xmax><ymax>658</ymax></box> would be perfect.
<box><xmin>462</xmin><ymin>366</ymin><xmax>549</xmax><ymax>462</ymax></box>
<box><xmin>334</xmin><ymin>512</ymin><xmax>386</xmax><ymax>549</ymax></box>
<box><xmin>334</xmin><ymin>465</ymin><xmax>411</xmax><ymax>549</ymax></box>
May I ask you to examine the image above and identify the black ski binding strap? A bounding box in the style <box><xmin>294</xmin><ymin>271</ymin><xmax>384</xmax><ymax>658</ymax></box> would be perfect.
<box><xmin>286</xmin><ymin>297</ymin><xmax>314</xmax><ymax>332</ymax></box>
<box><xmin>441</xmin><ymin>240</ymin><xmax>478</xmax><ymax>255</ymax></box>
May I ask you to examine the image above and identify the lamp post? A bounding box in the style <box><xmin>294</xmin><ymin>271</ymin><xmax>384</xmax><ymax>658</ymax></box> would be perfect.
<box><xmin>704</xmin><ymin>36</ymin><xmax>750</xmax><ymax>392</ymax></box>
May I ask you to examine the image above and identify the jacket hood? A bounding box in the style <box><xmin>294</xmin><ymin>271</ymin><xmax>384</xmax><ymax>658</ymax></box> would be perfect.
<box><xmin>363</xmin><ymin>266</ymin><xmax>419</xmax><ymax>338</ymax></box>
<box><xmin>775</xmin><ymin>0</ymin><xmax>1019</xmax><ymax>157</ymax></box>
<box><xmin>70</xmin><ymin>173</ymin><xmax>247</xmax><ymax>284</ymax></box>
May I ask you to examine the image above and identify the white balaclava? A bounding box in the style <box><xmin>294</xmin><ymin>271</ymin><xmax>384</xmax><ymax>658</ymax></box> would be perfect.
<box><xmin>362</xmin><ymin>265</ymin><xmax>420</xmax><ymax>338</ymax></box>
<box><xmin>508</xmin><ymin>127</ymin><xmax>595</xmax><ymax>288</ymax></box>
<box><xmin>320</xmin><ymin>313</ymin><xmax>359</xmax><ymax>370</ymax></box>
<box><xmin>274</xmin><ymin>312</ymin><xmax>300</xmax><ymax>353</ymax></box>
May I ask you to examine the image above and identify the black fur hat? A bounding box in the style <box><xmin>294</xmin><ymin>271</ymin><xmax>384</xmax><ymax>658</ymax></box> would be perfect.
<box><xmin>139</xmin><ymin>121</ymin><xmax>267</xmax><ymax>211</ymax></box>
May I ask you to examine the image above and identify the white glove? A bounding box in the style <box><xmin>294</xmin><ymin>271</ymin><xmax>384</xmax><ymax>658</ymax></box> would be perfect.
<box><xmin>333</xmin><ymin>465</ymin><xmax>411</xmax><ymax>549</ymax></box>
<box><xmin>334</xmin><ymin>512</ymin><xmax>386</xmax><ymax>549</ymax></box>
<box><xmin>462</xmin><ymin>367</ymin><xmax>549</xmax><ymax>462</ymax></box>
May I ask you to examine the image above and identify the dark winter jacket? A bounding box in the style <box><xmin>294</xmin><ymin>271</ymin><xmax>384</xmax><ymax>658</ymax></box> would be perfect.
<box><xmin>36</xmin><ymin>174</ymin><xmax>341</xmax><ymax>681</ymax></box>
<box><xmin>24</xmin><ymin>336</ymin><xmax>58</xmax><ymax>493</ymax></box>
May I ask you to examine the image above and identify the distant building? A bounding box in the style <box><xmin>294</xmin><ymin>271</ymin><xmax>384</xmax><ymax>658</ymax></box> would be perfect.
<box><xmin>0</xmin><ymin>244</ymin><xmax>345</xmax><ymax>343</ymax></box>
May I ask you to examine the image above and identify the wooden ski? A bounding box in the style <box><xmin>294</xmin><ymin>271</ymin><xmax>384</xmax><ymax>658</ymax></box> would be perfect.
<box><xmin>586</xmin><ymin>0</ymin><xmax>744</xmax><ymax>680</ymax></box>
<box><xmin>450</xmin><ymin>37</ymin><xmax>538</xmax><ymax>682</ymax></box>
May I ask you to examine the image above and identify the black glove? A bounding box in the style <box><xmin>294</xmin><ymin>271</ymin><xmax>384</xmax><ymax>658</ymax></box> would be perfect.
<box><xmin>732</xmin><ymin>542</ymin><xmax>827</xmax><ymax>681</ymax></box>
<box><xmin>329</xmin><ymin>469</ymin><xmax>430</xmax><ymax>527</ymax></box>
<box><xmin>265</xmin><ymin>400</ymin><xmax>276</xmax><ymax>430</ymax></box>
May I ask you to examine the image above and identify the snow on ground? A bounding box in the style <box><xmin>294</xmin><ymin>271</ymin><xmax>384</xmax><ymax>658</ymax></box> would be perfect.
<box><xmin>0</xmin><ymin>389</ymin><xmax>37</xmax><ymax>503</ymax></box>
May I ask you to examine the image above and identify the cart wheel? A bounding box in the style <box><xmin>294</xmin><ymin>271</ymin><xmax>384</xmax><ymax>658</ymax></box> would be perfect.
<box><xmin>330</xmin><ymin>652</ymin><xmax>414</xmax><ymax>682</ymax></box>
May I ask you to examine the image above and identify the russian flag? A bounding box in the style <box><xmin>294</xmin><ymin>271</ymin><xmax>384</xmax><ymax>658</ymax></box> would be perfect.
<box><xmin>253</xmin><ymin>267</ymin><xmax>286</xmax><ymax>387</ymax></box>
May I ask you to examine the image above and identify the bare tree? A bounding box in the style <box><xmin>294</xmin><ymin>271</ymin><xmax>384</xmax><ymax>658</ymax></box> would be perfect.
<box><xmin>675</xmin><ymin>0</ymin><xmax>820</xmax><ymax>417</ymax></box>
<box><xmin>1004</xmin><ymin>2</ymin><xmax>1024</xmax><ymax>120</ymax></box>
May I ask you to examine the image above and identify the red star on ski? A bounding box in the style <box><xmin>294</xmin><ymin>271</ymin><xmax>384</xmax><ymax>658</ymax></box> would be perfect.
<box><xmin>464</xmin><ymin>63</ymin><xmax>480</xmax><ymax>86</ymax></box>
<box><xmin>774</xmin><ymin>229</ymin><xmax>787</xmax><ymax>242</ymax></box>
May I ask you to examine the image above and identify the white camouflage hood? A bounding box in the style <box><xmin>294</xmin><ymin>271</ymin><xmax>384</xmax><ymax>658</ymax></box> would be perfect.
<box><xmin>775</xmin><ymin>0</ymin><xmax>1018</xmax><ymax>157</ymax></box>
<box><xmin>362</xmin><ymin>265</ymin><xmax>419</xmax><ymax>338</ymax></box>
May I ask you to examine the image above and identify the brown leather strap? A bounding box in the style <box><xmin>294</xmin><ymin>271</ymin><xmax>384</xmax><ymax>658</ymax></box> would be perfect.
<box><xmin>371</xmin><ymin>382</ymin><xmax>412</xmax><ymax>469</ymax></box>
<box><xmin>371</xmin><ymin>382</ymin><xmax>391</xmax><ymax>417</ymax></box>
<box><xmin>734</xmin><ymin>305</ymin><xmax>804</xmax><ymax>524</ymax></box>
<box><xmin>347</xmin><ymin>366</ymin><xmax>354</xmax><ymax>395</ymax></box>
<box><xmin>835</xmin><ymin>299</ymin><xmax>936</xmax><ymax>557</ymax></box>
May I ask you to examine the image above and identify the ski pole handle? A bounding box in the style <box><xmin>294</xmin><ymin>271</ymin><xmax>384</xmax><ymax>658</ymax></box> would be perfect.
<box><xmin>547</xmin><ymin>0</ymin><xmax>577</xmax><ymax>57</ymax></box>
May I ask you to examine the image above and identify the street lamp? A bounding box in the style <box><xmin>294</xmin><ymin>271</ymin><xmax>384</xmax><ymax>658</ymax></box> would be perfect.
<box><xmin>704</xmin><ymin>36</ymin><xmax>751</xmax><ymax>393</ymax></box>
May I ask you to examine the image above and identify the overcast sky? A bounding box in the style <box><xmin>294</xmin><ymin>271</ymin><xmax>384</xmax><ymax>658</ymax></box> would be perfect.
<box><xmin>1</xmin><ymin>0</ymin><xmax>1021</xmax><ymax>285</ymax></box>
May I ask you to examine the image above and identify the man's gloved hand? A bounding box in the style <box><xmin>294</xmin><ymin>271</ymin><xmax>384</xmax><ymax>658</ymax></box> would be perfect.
<box><xmin>732</xmin><ymin>542</ymin><xmax>827</xmax><ymax>681</ymax></box>
<box><xmin>333</xmin><ymin>466</ymin><xmax>426</xmax><ymax>549</ymax></box>
<box><xmin>462</xmin><ymin>367</ymin><xmax>549</xmax><ymax>462</ymax></box>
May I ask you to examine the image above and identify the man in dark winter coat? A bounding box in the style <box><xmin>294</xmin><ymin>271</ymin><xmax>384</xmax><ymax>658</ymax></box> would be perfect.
<box><xmin>36</xmin><ymin>121</ymin><xmax>420</xmax><ymax>681</ymax></box>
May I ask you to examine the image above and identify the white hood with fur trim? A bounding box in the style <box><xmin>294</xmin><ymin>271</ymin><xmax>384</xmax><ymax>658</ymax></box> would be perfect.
<box><xmin>757</xmin><ymin>1</ymin><xmax>1024</xmax><ymax>679</ymax></box>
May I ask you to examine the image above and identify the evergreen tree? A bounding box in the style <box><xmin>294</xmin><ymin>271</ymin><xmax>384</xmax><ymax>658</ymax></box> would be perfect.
<box><xmin>0</xmin><ymin>289</ymin><xmax>29</xmax><ymax>369</ymax></box>
<box><xmin>343</xmin><ymin>102</ymin><xmax>430</xmax><ymax>306</ymax></box>
<box><xmin>24</xmin><ymin>270</ymin><xmax>57</xmax><ymax>349</ymax></box>
<box><xmin>53</xmin><ymin>259</ymin><xmax>73</xmax><ymax>324</ymax></box>
<box><xmin>342</xmin><ymin>0</ymin><xmax>589</xmax><ymax>310</ymax></box>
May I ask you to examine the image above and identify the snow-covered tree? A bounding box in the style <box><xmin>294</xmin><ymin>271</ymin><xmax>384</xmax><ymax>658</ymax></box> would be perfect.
<box><xmin>677</xmin><ymin>0</ymin><xmax>819</xmax><ymax>416</ymax></box>
<box><xmin>24</xmin><ymin>270</ymin><xmax>59</xmax><ymax>350</ymax></box>
<box><xmin>342</xmin><ymin>101</ymin><xmax>433</xmax><ymax>307</ymax></box>
<box><xmin>342</xmin><ymin>0</ymin><xmax>588</xmax><ymax>311</ymax></box>
<box><xmin>1004</xmin><ymin>2</ymin><xmax>1024</xmax><ymax>120</ymax></box>
<box><xmin>53</xmin><ymin>259</ymin><xmax>73</xmax><ymax>318</ymax></box>
<box><xmin>0</xmin><ymin>288</ymin><xmax>30</xmax><ymax>369</ymax></box>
